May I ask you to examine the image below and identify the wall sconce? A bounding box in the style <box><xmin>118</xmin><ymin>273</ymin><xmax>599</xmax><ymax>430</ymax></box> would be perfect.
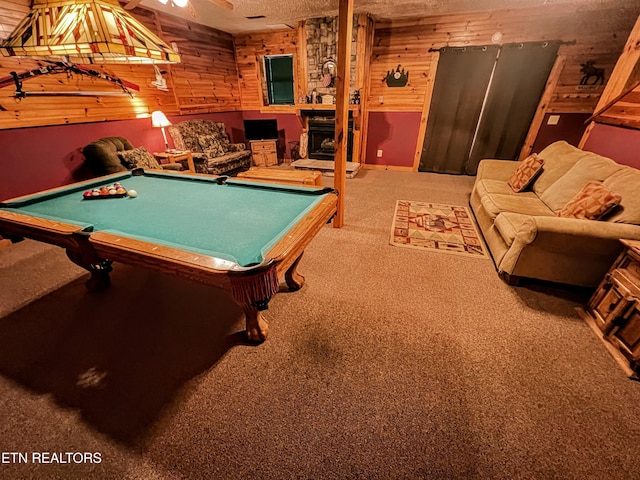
<box><xmin>151</xmin><ymin>110</ymin><xmax>172</xmax><ymax>151</ymax></box>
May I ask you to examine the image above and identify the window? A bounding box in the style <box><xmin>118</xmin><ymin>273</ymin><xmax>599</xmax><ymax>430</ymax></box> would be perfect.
<box><xmin>264</xmin><ymin>55</ymin><xmax>295</xmax><ymax>105</ymax></box>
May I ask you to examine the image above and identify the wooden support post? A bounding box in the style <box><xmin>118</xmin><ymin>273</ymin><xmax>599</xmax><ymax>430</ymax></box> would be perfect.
<box><xmin>518</xmin><ymin>55</ymin><xmax>566</xmax><ymax>160</ymax></box>
<box><xmin>297</xmin><ymin>21</ymin><xmax>308</xmax><ymax>105</ymax></box>
<box><xmin>413</xmin><ymin>52</ymin><xmax>440</xmax><ymax>170</ymax></box>
<box><xmin>153</xmin><ymin>10</ymin><xmax>180</xmax><ymax>115</ymax></box>
<box><xmin>581</xmin><ymin>14</ymin><xmax>640</xmax><ymax>146</ymax></box>
<box><xmin>333</xmin><ymin>0</ymin><xmax>354</xmax><ymax>228</ymax></box>
<box><xmin>594</xmin><ymin>14</ymin><xmax>640</xmax><ymax>111</ymax></box>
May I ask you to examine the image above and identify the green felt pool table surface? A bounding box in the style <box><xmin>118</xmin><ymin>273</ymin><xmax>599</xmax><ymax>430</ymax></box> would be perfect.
<box><xmin>1</xmin><ymin>170</ymin><xmax>332</xmax><ymax>267</ymax></box>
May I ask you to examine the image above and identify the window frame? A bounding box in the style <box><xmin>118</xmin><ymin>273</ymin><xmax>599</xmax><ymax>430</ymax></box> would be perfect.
<box><xmin>263</xmin><ymin>54</ymin><xmax>295</xmax><ymax>106</ymax></box>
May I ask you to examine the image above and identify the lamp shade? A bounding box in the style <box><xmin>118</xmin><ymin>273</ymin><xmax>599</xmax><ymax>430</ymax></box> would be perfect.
<box><xmin>0</xmin><ymin>0</ymin><xmax>180</xmax><ymax>64</ymax></box>
<box><xmin>151</xmin><ymin>111</ymin><xmax>171</xmax><ymax>128</ymax></box>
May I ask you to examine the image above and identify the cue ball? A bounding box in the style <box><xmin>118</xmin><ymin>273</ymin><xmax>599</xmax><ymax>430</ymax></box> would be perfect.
<box><xmin>127</xmin><ymin>190</ymin><xmax>137</xmax><ymax>198</ymax></box>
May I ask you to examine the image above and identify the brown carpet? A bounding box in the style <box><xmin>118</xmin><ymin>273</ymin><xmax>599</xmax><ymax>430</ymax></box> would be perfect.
<box><xmin>1</xmin><ymin>169</ymin><xmax>639</xmax><ymax>479</ymax></box>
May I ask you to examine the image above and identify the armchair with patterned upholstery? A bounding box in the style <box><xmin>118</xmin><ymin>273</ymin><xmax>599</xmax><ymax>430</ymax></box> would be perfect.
<box><xmin>82</xmin><ymin>136</ymin><xmax>184</xmax><ymax>177</ymax></box>
<box><xmin>167</xmin><ymin>119</ymin><xmax>251</xmax><ymax>175</ymax></box>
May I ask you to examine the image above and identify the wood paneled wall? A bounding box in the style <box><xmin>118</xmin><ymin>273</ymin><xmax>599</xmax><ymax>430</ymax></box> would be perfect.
<box><xmin>152</xmin><ymin>10</ymin><xmax>241</xmax><ymax>114</ymax></box>
<box><xmin>234</xmin><ymin>15</ymin><xmax>375</xmax><ymax>114</ymax></box>
<box><xmin>1</xmin><ymin>1</ymin><xmax>638</xmax><ymax>137</ymax></box>
<box><xmin>234</xmin><ymin>29</ymin><xmax>301</xmax><ymax>111</ymax></box>
<box><xmin>0</xmin><ymin>0</ymin><xmax>240</xmax><ymax>130</ymax></box>
<box><xmin>369</xmin><ymin>4</ymin><xmax>639</xmax><ymax>114</ymax></box>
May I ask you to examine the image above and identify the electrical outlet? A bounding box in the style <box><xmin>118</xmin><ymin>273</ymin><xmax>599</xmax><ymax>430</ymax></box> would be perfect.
<box><xmin>547</xmin><ymin>115</ymin><xmax>560</xmax><ymax>125</ymax></box>
<box><xmin>377</xmin><ymin>149</ymin><xmax>383</xmax><ymax>157</ymax></box>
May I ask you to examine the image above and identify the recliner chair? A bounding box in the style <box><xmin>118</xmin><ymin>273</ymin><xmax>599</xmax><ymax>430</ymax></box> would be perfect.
<box><xmin>82</xmin><ymin>136</ymin><xmax>183</xmax><ymax>177</ymax></box>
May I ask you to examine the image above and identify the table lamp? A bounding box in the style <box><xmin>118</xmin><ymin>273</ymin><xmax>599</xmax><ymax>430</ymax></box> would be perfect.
<box><xmin>151</xmin><ymin>110</ymin><xmax>172</xmax><ymax>151</ymax></box>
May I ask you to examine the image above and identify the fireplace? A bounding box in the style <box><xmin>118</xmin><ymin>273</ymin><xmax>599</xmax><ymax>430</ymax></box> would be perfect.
<box><xmin>307</xmin><ymin>114</ymin><xmax>353</xmax><ymax>162</ymax></box>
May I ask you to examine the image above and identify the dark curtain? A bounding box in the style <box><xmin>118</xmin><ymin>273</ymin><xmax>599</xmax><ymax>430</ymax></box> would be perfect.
<box><xmin>465</xmin><ymin>41</ymin><xmax>560</xmax><ymax>174</ymax></box>
<box><xmin>419</xmin><ymin>46</ymin><xmax>499</xmax><ymax>174</ymax></box>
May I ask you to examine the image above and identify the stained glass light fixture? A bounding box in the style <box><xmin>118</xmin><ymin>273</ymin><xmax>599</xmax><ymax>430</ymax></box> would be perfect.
<box><xmin>0</xmin><ymin>0</ymin><xmax>180</xmax><ymax>64</ymax></box>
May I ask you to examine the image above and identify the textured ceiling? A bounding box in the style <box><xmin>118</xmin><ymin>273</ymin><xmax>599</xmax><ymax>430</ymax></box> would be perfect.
<box><xmin>139</xmin><ymin>0</ymin><xmax>635</xmax><ymax>34</ymax></box>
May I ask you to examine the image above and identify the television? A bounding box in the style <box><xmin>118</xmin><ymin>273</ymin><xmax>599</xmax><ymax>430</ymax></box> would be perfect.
<box><xmin>244</xmin><ymin>119</ymin><xmax>278</xmax><ymax>141</ymax></box>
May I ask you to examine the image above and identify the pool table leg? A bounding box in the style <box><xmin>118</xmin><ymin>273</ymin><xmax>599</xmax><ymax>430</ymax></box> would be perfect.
<box><xmin>243</xmin><ymin>305</ymin><xmax>269</xmax><ymax>343</ymax></box>
<box><xmin>66</xmin><ymin>249</ymin><xmax>113</xmax><ymax>292</ymax></box>
<box><xmin>284</xmin><ymin>253</ymin><xmax>305</xmax><ymax>291</ymax></box>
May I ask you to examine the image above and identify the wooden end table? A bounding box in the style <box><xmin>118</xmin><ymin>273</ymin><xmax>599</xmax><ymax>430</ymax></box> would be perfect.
<box><xmin>579</xmin><ymin>239</ymin><xmax>640</xmax><ymax>379</ymax></box>
<box><xmin>154</xmin><ymin>150</ymin><xmax>195</xmax><ymax>173</ymax></box>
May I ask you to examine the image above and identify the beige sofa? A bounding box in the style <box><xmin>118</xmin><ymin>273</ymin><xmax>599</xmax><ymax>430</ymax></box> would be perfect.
<box><xmin>470</xmin><ymin>141</ymin><xmax>640</xmax><ymax>287</ymax></box>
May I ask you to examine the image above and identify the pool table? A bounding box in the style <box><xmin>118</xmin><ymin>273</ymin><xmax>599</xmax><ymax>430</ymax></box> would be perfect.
<box><xmin>0</xmin><ymin>169</ymin><xmax>338</xmax><ymax>342</ymax></box>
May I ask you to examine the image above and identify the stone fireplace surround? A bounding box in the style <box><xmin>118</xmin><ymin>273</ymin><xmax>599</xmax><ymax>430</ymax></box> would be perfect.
<box><xmin>304</xmin><ymin>17</ymin><xmax>358</xmax><ymax>100</ymax></box>
<box><xmin>298</xmin><ymin>17</ymin><xmax>359</xmax><ymax>165</ymax></box>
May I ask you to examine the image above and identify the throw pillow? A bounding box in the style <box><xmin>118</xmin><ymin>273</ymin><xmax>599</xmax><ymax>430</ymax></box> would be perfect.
<box><xmin>118</xmin><ymin>147</ymin><xmax>161</xmax><ymax>170</ymax></box>
<box><xmin>508</xmin><ymin>154</ymin><xmax>545</xmax><ymax>193</ymax></box>
<box><xmin>557</xmin><ymin>181</ymin><xmax>622</xmax><ymax>220</ymax></box>
<box><xmin>198</xmin><ymin>135</ymin><xmax>225</xmax><ymax>157</ymax></box>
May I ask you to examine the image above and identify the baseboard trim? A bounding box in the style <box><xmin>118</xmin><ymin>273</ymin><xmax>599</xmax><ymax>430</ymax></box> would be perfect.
<box><xmin>362</xmin><ymin>164</ymin><xmax>415</xmax><ymax>171</ymax></box>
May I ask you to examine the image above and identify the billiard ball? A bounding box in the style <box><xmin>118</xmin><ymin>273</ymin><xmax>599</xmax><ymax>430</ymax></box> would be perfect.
<box><xmin>127</xmin><ymin>190</ymin><xmax>138</xmax><ymax>198</ymax></box>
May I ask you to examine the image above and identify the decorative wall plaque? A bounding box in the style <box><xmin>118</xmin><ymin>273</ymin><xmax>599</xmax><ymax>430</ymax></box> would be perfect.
<box><xmin>384</xmin><ymin>65</ymin><xmax>409</xmax><ymax>87</ymax></box>
<box><xmin>580</xmin><ymin>61</ymin><xmax>605</xmax><ymax>85</ymax></box>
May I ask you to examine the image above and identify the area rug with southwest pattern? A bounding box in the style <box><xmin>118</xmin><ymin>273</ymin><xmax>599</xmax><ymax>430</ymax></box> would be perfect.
<box><xmin>390</xmin><ymin>200</ymin><xmax>488</xmax><ymax>258</ymax></box>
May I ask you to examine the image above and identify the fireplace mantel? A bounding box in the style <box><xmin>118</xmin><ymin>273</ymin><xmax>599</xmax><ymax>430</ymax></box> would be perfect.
<box><xmin>297</xmin><ymin>105</ymin><xmax>359</xmax><ymax>130</ymax></box>
<box><xmin>298</xmin><ymin>105</ymin><xmax>359</xmax><ymax>113</ymax></box>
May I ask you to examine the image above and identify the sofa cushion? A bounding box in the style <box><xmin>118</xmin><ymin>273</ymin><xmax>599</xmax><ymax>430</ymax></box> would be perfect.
<box><xmin>206</xmin><ymin>150</ymin><xmax>251</xmax><ymax>167</ymax></box>
<box><xmin>476</xmin><ymin>159</ymin><xmax>520</xmax><ymax>182</ymax></box>
<box><xmin>508</xmin><ymin>154</ymin><xmax>545</xmax><ymax>192</ymax></box>
<box><xmin>557</xmin><ymin>181</ymin><xmax>622</xmax><ymax>220</ymax></box>
<box><xmin>603</xmin><ymin>167</ymin><xmax>640</xmax><ymax>225</ymax></box>
<box><xmin>475</xmin><ymin>179</ymin><xmax>538</xmax><ymax>199</ymax></box>
<box><xmin>480</xmin><ymin>192</ymin><xmax>555</xmax><ymax>219</ymax></box>
<box><xmin>532</xmin><ymin>141</ymin><xmax>590</xmax><ymax>195</ymax></box>
<box><xmin>118</xmin><ymin>147</ymin><xmax>162</xmax><ymax>170</ymax></box>
<box><xmin>539</xmin><ymin>153</ymin><xmax>624</xmax><ymax>212</ymax></box>
<box><xmin>198</xmin><ymin>134</ymin><xmax>225</xmax><ymax>156</ymax></box>
<box><xmin>205</xmin><ymin>151</ymin><xmax>251</xmax><ymax>175</ymax></box>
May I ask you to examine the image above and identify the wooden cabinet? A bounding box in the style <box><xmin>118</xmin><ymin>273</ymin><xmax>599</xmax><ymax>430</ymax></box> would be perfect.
<box><xmin>250</xmin><ymin>140</ymin><xmax>278</xmax><ymax>167</ymax></box>
<box><xmin>580</xmin><ymin>240</ymin><xmax>640</xmax><ymax>379</ymax></box>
